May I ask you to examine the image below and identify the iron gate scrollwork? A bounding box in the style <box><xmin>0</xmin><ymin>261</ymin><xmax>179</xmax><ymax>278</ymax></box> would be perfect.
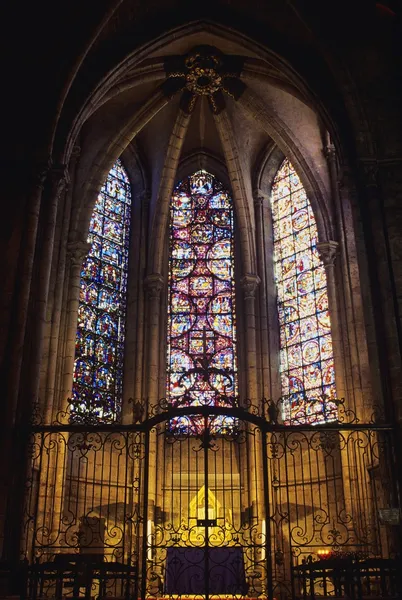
<box><xmin>22</xmin><ymin>401</ymin><xmax>401</xmax><ymax>600</ymax></box>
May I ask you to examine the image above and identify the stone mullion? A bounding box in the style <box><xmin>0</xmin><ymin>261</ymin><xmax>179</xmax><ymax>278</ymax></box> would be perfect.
<box><xmin>44</xmin><ymin>147</ymin><xmax>80</xmax><ymax>423</ymax></box>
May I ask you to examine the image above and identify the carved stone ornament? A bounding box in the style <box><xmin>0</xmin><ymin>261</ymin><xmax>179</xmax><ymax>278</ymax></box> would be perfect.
<box><xmin>253</xmin><ymin>189</ymin><xmax>268</xmax><ymax>208</ymax></box>
<box><xmin>49</xmin><ymin>164</ymin><xmax>70</xmax><ymax>198</ymax></box>
<box><xmin>240</xmin><ymin>274</ymin><xmax>261</xmax><ymax>299</ymax></box>
<box><xmin>316</xmin><ymin>241</ymin><xmax>339</xmax><ymax>268</ymax></box>
<box><xmin>163</xmin><ymin>46</ymin><xmax>246</xmax><ymax>114</ymax></box>
<box><xmin>144</xmin><ymin>273</ymin><xmax>164</xmax><ymax>299</ymax></box>
<box><xmin>67</xmin><ymin>240</ymin><xmax>91</xmax><ymax>267</ymax></box>
<box><xmin>184</xmin><ymin>49</ymin><xmax>223</xmax><ymax>96</ymax></box>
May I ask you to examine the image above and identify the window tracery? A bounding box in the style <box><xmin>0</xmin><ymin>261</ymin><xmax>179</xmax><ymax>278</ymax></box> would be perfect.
<box><xmin>167</xmin><ymin>170</ymin><xmax>238</xmax><ymax>433</ymax></box>
<box><xmin>71</xmin><ymin>159</ymin><xmax>131</xmax><ymax>423</ymax></box>
<box><xmin>271</xmin><ymin>159</ymin><xmax>337</xmax><ymax>424</ymax></box>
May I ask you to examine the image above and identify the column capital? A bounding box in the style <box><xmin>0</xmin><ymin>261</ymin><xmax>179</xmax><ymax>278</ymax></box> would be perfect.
<box><xmin>316</xmin><ymin>241</ymin><xmax>339</xmax><ymax>268</ymax></box>
<box><xmin>48</xmin><ymin>164</ymin><xmax>70</xmax><ymax>197</ymax></box>
<box><xmin>253</xmin><ymin>189</ymin><xmax>268</xmax><ymax>207</ymax></box>
<box><xmin>67</xmin><ymin>240</ymin><xmax>91</xmax><ymax>267</ymax></box>
<box><xmin>144</xmin><ymin>273</ymin><xmax>164</xmax><ymax>299</ymax></box>
<box><xmin>240</xmin><ymin>273</ymin><xmax>261</xmax><ymax>298</ymax></box>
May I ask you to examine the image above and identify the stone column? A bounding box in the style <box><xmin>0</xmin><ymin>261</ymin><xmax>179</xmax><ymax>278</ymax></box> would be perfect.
<box><xmin>240</xmin><ymin>273</ymin><xmax>263</xmax><ymax>532</ymax></box>
<box><xmin>144</xmin><ymin>273</ymin><xmax>164</xmax><ymax>530</ymax></box>
<box><xmin>2</xmin><ymin>164</ymin><xmax>68</xmax><ymax>564</ymax></box>
<box><xmin>58</xmin><ymin>239</ymin><xmax>91</xmax><ymax>417</ymax></box>
<box><xmin>325</xmin><ymin>142</ymin><xmax>368</xmax><ymax>419</ymax></box>
<box><xmin>133</xmin><ymin>192</ymin><xmax>151</xmax><ymax>414</ymax></box>
<box><xmin>316</xmin><ymin>240</ymin><xmax>346</xmax><ymax>402</ymax></box>
<box><xmin>44</xmin><ymin>147</ymin><xmax>80</xmax><ymax>423</ymax></box>
<box><xmin>240</xmin><ymin>273</ymin><xmax>260</xmax><ymax>403</ymax></box>
<box><xmin>18</xmin><ymin>166</ymin><xmax>69</xmax><ymax>424</ymax></box>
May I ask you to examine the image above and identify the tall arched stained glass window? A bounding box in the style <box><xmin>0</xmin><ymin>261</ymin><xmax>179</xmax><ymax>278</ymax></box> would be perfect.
<box><xmin>71</xmin><ymin>159</ymin><xmax>131</xmax><ymax>423</ymax></box>
<box><xmin>167</xmin><ymin>170</ymin><xmax>238</xmax><ymax>434</ymax></box>
<box><xmin>271</xmin><ymin>159</ymin><xmax>337</xmax><ymax>424</ymax></box>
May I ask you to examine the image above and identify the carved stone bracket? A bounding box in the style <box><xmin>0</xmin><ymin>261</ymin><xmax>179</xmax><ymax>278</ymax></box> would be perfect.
<box><xmin>240</xmin><ymin>274</ymin><xmax>261</xmax><ymax>299</ymax></box>
<box><xmin>67</xmin><ymin>240</ymin><xmax>91</xmax><ymax>268</ymax></box>
<box><xmin>316</xmin><ymin>241</ymin><xmax>339</xmax><ymax>268</ymax></box>
<box><xmin>144</xmin><ymin>273</ymin><xmax>164</xmax><ymax>299</ymax></box>
<box><xmin>48</xmin><ymin>164</ymin><xmax>70</xmax><ymax>198</ymax></box>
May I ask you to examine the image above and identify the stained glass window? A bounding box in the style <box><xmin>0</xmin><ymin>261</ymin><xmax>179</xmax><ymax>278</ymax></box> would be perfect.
<box><xmin>271</xmin><ymin>159</ymin><xmax>337</xmax><ymax>424</ymax></box>
<box><xmin>167</xmin><ymin>171</ymin><xmax>238</xmax><ymax>434</ymax></box>
<box><xmin>71</xmin><ymin>159</ymin><xmax>131</xmax><ymax>423</ymax></box>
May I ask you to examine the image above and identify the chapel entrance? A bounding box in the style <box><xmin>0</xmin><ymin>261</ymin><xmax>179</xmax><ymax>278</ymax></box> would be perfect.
<box><xmin>22</xmin><ymin>403</ymin><xmax>401</xmax><ymax>600</ymax></box>
<box><xmin>146</xmin><ymin>411</ymin><xmax>269</xmax><ymax>597</ymax></box>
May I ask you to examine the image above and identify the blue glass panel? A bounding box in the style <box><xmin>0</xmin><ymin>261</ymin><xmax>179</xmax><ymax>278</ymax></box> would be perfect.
<box><xmin>71</xmin><ymin>159</ymin><xmax>131</xmax><ymax>423</ymax></box>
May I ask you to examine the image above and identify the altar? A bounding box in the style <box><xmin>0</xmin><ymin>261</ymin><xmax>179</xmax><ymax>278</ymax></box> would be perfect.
<box><xmin>164</xmin><ymin>547</ymin><xmax>247</xmax><ymax>595</ymax></box>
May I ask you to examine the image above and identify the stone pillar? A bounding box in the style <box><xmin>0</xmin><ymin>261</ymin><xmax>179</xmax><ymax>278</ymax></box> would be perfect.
<box><xmin>240</xmin><ymin>273</ymin><xmax>263</xmax><ymax>530</ymax></box>
<box><xmin>144</xmin><ymin>273</ymin><xmax>164</xmax><ymax>527</ymax></box>
<box><xmin>131</xmin><ymin>191</ymin><xmax>151</xmax><ymax>418</ymax></box>
<box><xmin>44</xmin><ymin>147</ymin><xmax>80</xmax><ymax>423</ymax></box>
<box><xmin>325</xmin><ymin>142</ymin><xmax>368</xmax><ymax>419</ymax></box>
<box><xmin>17</xmin><ymin>165</ymin><xmax>69</xmax><ymax>426</ymax></box>
<box><xmin>316</xmin><ymin>240</ymin><xmax>346</xmax><ymax>401</ymax></box>
<box><xmin>240</xmin><ymin>273</ymin><xmax>260</xmax><ymax>403</ymax></box>
<box><xmin>59</xmin><ymin>240</ymin><xmax>91</xmax><ymax>417</ymax></box>
<box><xmin>2</xmin><ymin>164</ymin><xmax>68</xmax><ymax>564</ymax></box>
<box><xmin>144</xmin><ymin>274</ymin><xmax>164</xmax><ymax>412</ymax></box>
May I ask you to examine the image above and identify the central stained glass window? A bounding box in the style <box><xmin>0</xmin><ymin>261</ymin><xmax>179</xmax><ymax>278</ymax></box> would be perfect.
<box><xmin>271</xmin><ymin>159</ymin><xmax>337</xmax><ymax>424</ymax></box>
<box><xmin>167</xmin><ymin>170</ymin><xmax>238</xmax><ymax>434</ymax></box>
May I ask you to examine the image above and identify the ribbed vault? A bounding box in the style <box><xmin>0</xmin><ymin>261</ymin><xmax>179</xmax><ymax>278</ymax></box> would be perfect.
<box><xmin>72</xmin><ymin>29</ymin><xmax>334</xmax><ymax>280</ymax></box>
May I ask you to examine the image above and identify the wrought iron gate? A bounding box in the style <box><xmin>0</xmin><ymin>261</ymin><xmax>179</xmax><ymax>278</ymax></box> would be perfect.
<box><xmin>22</xmin><ymin>401</ymin><xmax>401</xmax><ymax>599</ymax></box>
